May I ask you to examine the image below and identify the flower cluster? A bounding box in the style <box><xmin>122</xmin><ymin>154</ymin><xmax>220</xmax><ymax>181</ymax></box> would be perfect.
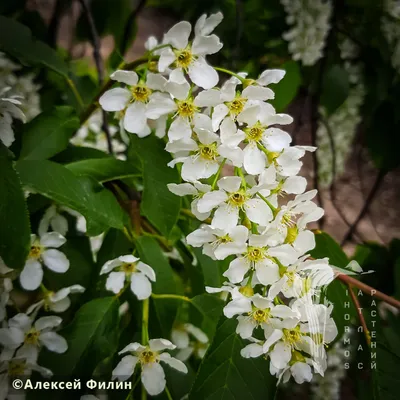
<box><xmin>106</xmin><ymin>11</ymin><xmax>336</xmax><ymax>385</ymax></box>
<box><xmin>316</xmin><ymin>39</ymin><xmax>365</xmax><ymax>187</ymax></box>
<box><xmin>280</xmin><ymin>0</ymin><xmax>332</xmax><ymax>66</ymax></box>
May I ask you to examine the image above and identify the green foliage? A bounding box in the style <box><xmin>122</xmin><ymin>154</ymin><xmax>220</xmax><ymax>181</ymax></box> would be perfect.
<box><xmin>189</xmin><ymin>317</ymin><xmax>277</xmax><ymax>399</ymax></box>
<box><xmin>16</xmin><ymin>160</ymin><xmax>126</xmax><ymax>236</ymax></box>
<box><xmin>41</xmin><ymin>297</ymin><xmax>120</xmax><ymax>377</ymax></box>
<box><xmin>193</xmin><ymin>248</ymin><xmax>229</xmax><ymax>288</ymax></box>
<box><xmin>129</xmin><ymin>135</ymin><xmax>181</xmax><ymax>238</ymax></box>
<box><xmin>19</xmin><ymin>106</ymin><xmax>79</xmax><ymax>160</ymax></box>
<box><xmin>0</xmin><ymin>15</ymin><xmax>68</xmax><ymax>77</ymax></box>
<box><xmin>0</xmin><ymin>143</ymin><xmax>30</xmax><ymax>268</ymax></box>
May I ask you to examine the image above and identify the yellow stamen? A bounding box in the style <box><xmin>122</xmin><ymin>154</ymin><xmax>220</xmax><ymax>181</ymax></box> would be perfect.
<box><xmin>131</xmin><ymin>85</ymin><xmax>152</xmax><ymax>103</ymax></box>
<box><xmin>176</xmin><ymin>99</ymin><xmax>198</xmax><ymax>118</ymax></box>
<box><xmin>25</xmin><ymin>328</ymin><xmax>40</xmax><ymax>345</ymax></box>
<box><xmin>227</xmin><ymin>190</ymin><xmax>248</xmax><ymax>207</ymax></box>
<box><xmin>174</xmin><ymin>48</ymin><xmax>194</xmax><ymax>69</ymax></box>
<box><xmin>226</xmin><ymin>97</ymin><xmax>247</xmax><ymax>116</ymax></box>
<box><xmin>139</xmin><ymin>350</ymin><xmax>157</xmax><ymax>364</ymax></box>
<box><xmin>198</xmin><ymin>143</ymin><xmax>219</xmax><ymax>161</ymax></box>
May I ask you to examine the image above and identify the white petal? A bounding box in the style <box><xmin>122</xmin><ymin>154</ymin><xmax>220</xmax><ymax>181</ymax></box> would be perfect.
<box><xmin>159</xmin><ymin>352</ymin><xmax>188</xmax><ymax>373</ymax></box>
<box><xmin>42</xmin><ymin>249</ymin><xmax>69</xmax><ymax>273</ymax></box>
<box><xmin>119</xmin><ymin>342</ymin><xmax>146</xmax><ymax>354</ymax></box>
<box><xmin>188</xmin><ymin>58</ymin><xmax>219</xmax><ymax>89</ymax></box>
<box><xmin>112</xmin><ymin>355</ymin><xmax>137</xmax><ymax>381</ymax></box>
<box><xmin>184</xmin><ymin>323</ymin><xmax>208</xmax><ymax>343</ymax></box>
<box><xmin>191</xmin><ymin>198</ymin><xmax>211</xmax><ymax>221</ymax></box>
<box><xmin>35</xmin><ymin>315</ymin><xmax>62</xmax><ymax>330</ymax></box>
<box><xmin>168</xmin><ymin>117</ymin><xmax>192</xmax><ymax>141</ymax></box>
<box><xmin>236</xmin><ymin>316</ymin><xmax>256</xmax><ymax>339</ymax></box>
<box><xmin>120</xmin><ymin>255</ymin><xmax>140</xmax><ymax>263</ymax></box>
<box><xmin>39</xmin><ymin>332</ymin><xmax>68</xmax><ymax>353</ymax></box>
<box><xmin>164</xmin><ymin>21</ymin><xmax>191</xmax><ymax>49</ymax></box>
<box><xmin>212</xmin><ymin>104</ymin><xmax>229</xmax><ymax>131</ymax></box>
<box><xmin>100</xmin><ymin>259</ymin><xmax>122</xmax><ymax>275</ymax></box>
<box><xmin>223</xmin><ymin>296</ymin><xmax>252</xmax><ymax>318</ymax></box>
<box><xmin>195</xmin><ymin>12</ymin><xmax>223</xmax><ymax>36</ymax></box>
<box><xmin>223</xmin><ymin>257</ymin><xmax>249</xmax><ymax>283</ymax></box>
<box><xmin>244</xmin><ymin>199</ymin><xmax>273</xmax><ymax>226</ymax></box>
<box><xmin>110</xmin><ymin>70</ymin><xmax>138</xmax><ymax>85</ymax></box>
<box><xmin>242</xmin><ymin>85</ymin><xmax>274</xmax><ymax>101</ymax></box>
<box><xmin>146</xmin><ymin>73</ymin><xmax>167</xmax><ymax>91</ymax></box>
<box><xmin>171</xmin><ymin>329</ymin><xmax>189</xmax><ymax>348</ymax></box>
<box><xmin>50</xmin><ymin>214</ymin><xmax>68</xmax><ymax>236</ymax></box>
<box><xmin>243</xmin><ymin>144</ymin><xmax>266</xmax><ymax>175</ymax></box>
<box><xmin>106</xmin><ymin>271</ymin><xmax>126</xmax><ymax>294</ymax></box>
<box><xmin>0</xmin><ymin>327</ymin><xmax>24</xmax><ymax>348</ymax></box>
<box><xmin>50</xmin><ymin>297</ymin><xmax>71</xmax><ymax>313</ymax></box>
<box><xmin>268</xmin><ymin>244</ymin><xmax>299</xmax><ymax>264</ymax></box>
<box><xmin>141</xmin><ymin>363</ymin><xmax>166</xmax><ymax>396</ymax></box>
<box><xmin>263</xmin><ymin>128</ymin><xmax>292</xmax><ymax>152</ymax></box>
<box><xmin>99</xmin><ymin>88</ymin><xmax>131</xmax><ymax>111</ymax></box>
<box><xmin>40</xmin><ymin>232</ymin><xmax>66</xmax><ymax>248</ymax></box>
<box><xmin>165</xmin><ymin>79</ymin><xmax>190</xmax><ymax>101</ymax></box>
<box><xmin>271</xmin><ymin>305</ymin><xmax>299</xmax><ymax>319</ymax></box>
<box><xmin>294</xmin><ymin>231</ymin><xmax>315</xmax><ymax>254</ymax></box>
<box><xmin>270</xmin><ymin>342</ymin><xmax>291</xmax><ymax>369</ymax></box>
<box><xmin>146</xmin><ymin>93</ymin><xmax>176</xmax><ymax>119</ymax></box>
<box><xmin>214</xmin><ymin>240</ymin><xmax>247</xmax><ymax>260</ymax></box>
<box><xmin>241</xmin><ymin>342</ymin><xmax>264</xmax><ymax>358</ymax></box>
<box><xmin>20</xmin><ymin>260</ymin><xmax>43</xmax><ymax>291</ymax></box>
<box><xmin>194</xmin><ymin>89</ymin><xmax>221</xmax><ymax>107</ymax></box>
<box><xmin>136</xmin><ymin>262</ymin><xmax>156</xmax><ymax>282</ymax></box>
<box><xmin>263</xmin><ymin>329</ymin><xmax>283</xmax><ymax>352</ymax></box>
<box><xmin>255</xmin><ymin>261</ymin><xmax>280</xmax><ymax>285</ymax></box>
<box><xmin>186</xmin><ymin>228</ymin><xmax>215</xmax><ymax>247</ymax></box>
<box><xmin>282</xmin><ymin>176</ymin><xmax>307</xmax><ymax>194</ymax></box>
<box><xmin>181</xmin><ymin>157</ymin><xmax>219</xmax><ymax>181</ymax></box>
<box><xmin>149</xmin><ymin>338</ymin><xmax>176</xmax><ymax>351</ymax></box>
<box><xmin>212</xmin><ymin>204</ymin><xmax>239</xmax><ymax>230</ymax></box>
<box><xmin>291</xmin><ymin>362</ymin><xmax>312</xmax><ymax>384</ymax></box>
<box><xmin>197</xmin><ymin>190</ymin><xmax>228</xmax><ymax>213</ymax></box>
<box><xmin>124</xmin><ymin>102</ymin><xmax>147</xmax><ymax>133</ymax></box>
<box><xmin>192</xmin><ymin>34</ymin><xmax>223</xmax><ymax>55</ymax></box>
<box><xmin>217</xmin><ymin>176</ymin><xmax>242</xmax><ymax>192</ymax></box>
<box><xmin>158</xmin><ymin>47</ymin><xmax>176</xmax><ymax>72</ymax></box>
<box><xmin>257</xmin><ymin>69</ymin><xmax>285</xmax><ymax>86</ymax></box>
<box><xmin>130</xmin><ymin>273</ymin><xmax>152</xmax><ymax>300</ymax></box>
<box><xmin>168</xmin><ymin>183</ymin><xmax>197</xmax><ymax>197</ymax></box>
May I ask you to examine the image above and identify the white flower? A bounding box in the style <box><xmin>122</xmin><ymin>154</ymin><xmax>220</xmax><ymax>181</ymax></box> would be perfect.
<box><xmin>38</xmin><ymin>204</ymin><xmax>69</xmax><ymax>236</ymax></box>
<box><xmin>26</xmin><ymin>284</ymin><xmax>85</xmax><ymax>314</ymax></box>
<box><xmin>99</xmin><ymin>70</ymin><xmax>166</xmax><ymax>137</ymax></box>
<box><xmin>186</xmin><ymin>224</ymin><xmax>248</xmax><ymax>260</ymax></box>
<box><xmin>171</xmin><ymin>323</ymin><xmax>209</xmax><ymax>361</ymax></box>
<box><xmin>158</xmin><ymin>14</ymin><xmax>223</xmax><ymax>89</ymax></box>
<box><xmin>112</xmin><ymin>339</ymin><xmax>188</xmax><ymax>396</ymax></box>
<box><xmin>100</xmin><ymin>255</ymin><xmax>156</xmax><ymax>300</ymax></box>
<box><xmin>197</xmin><ymin>176</ymin><xmax>273</xmax><ymax>230</ymax></box>
<box><xmin>0</xmin><ymin>258</ymin><xmax>13</xmax><ymax>322</ymax></box>
<box><xmin>20</xmin><ymin>233</ymin><xmax>70</xmax><ymax>291</ymax></box>
<box><xmin>0</xmin><ymin>313</ymin><xmax>67</xmax><ymax>362</ymax></box>
<box><xmin>167</xmin><ymin>181</ymin><xmax>212</xmax><ymax>221</ymax></box>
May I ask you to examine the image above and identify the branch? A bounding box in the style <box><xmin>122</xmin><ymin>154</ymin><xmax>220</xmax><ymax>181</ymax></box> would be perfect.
<box><xmin>335</xmin><ymin>272</ymin><xmax>400</xmax><ymax>310</ymax></box>
<box><xmin>341</xmin><ymin>169</ymin><xmax>386</xmax><ymax>245</ymax></box>
<box><xmin>119</xmin><ymin>0</ymin><xmax>147</xmax><ymax>56</ymax></box>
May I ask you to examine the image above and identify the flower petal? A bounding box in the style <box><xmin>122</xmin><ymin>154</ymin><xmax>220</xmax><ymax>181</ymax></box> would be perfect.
<box><xmin>241</xmin><ymin>342</ymin><xmax>264</xmax><ymax>358</ymax></box>
<box><xmin>188</xmin><ymin>58</ymin><xmax>219</xmax><ymax>89</ymax></box>
<box><xmin>39</xmin><ymin>332</ymin><xmax>68</xmax><ymax>353</ymax></box>
<box><xmin>243</xmin><ymin>143</ymin><xmax>266</xmax><ymax>175</ymax></box>
<box><xmin>257</xmin><ymin>69</ymin><xmax>285</xmax><ymax>86</ymax></box>
<box><xmin>223</xmin><ymin>257</ymin><xmax>249</xmax><ymax>283</ymax></box>
<box><xmin>244</xmin><ymin>199</ymin><xmax>273</xmax><ymax>226</ymax></box>
<box><xmin>42</xmin><ymin>249</ymin><xmax>70</xmax><ymax>273</ymax></box>
<box><xmin>159</xmin><ymin>352</ymin><xmax>188</xmax><ymax>373</ymax></box>
<box><xmin>141</xmin><ymin>363</ymin><xmax>166</xmax><ymax>396</ymax></box>
<box><xmin>164</xmin><ymin>21</ymin><xmax>191</xmax><ymax>49</ymax></box>
<box><xmin>146</xmin><ymin>93</ymin><xmax>176</xmax><ymax>119</ymax></box>
<box><xmin>112</xmin><ymin>355</ymin><xmax>138</xmax><ymax>381</ymax></box>
<box><xmin>149</xmin><ymin>338</ymin><xmax>176</xmax><ymax>351</ymax></box>
<box><xmin>99</xmin><ymin>88</ymin><xmax>131</xmax><ymax>111</ymax></box>
<box><xmin>212</xmin><ymin>203</ymin><xmax>239</xmax><ymax>230</ymax></box>
<box><xmin>35</xmin><ymin>315</ymin><xmax>62</xmax><ymax>331</ymax></box>
<box><xmin>136</xmin><ymin>261</ymin><xmax>156</xmax><ymax>282</ymax></box>
<box><xmin>124</xmin><ymin>102</ymin><xmax>147</xmax><ymax>134</ymax></box>
<box><xmin>130</xmin><ymin>273</ymin><xmax>152</xmax><ymax>300</ymax></box>
<box><xmin>40</xmin><ymin>232</ymin><xmax>66</xmax><ymax>248</ymax></box>
<box><xmin>194</xmin><ymin>89</ymin><xmax>221</xmax><ymax>107</ymax></box>
<box><xmin>242</xmin><ymin>85</ymin><xmax>274</xmax><ymax>101</ymax></box>
<box><xmin>192</xmin><ymin>34</ymin><xmax>223</xmax><ymax>55</ymax></box>
<box><xmin>20</xmin><ymin>260</ymin><xmax>43</xmax><ymax>291</ymax></box>
<box><xmin>197</xmin><ymin>190</ymin><xmax>228</xmax><ymax>213</ymax></box>
<box><xmin>110</xmin><ymin>70</ymin><xmax>138</xmax><ymax>85</ymax></box>
<box><xmin>106</xmin><ymin>271</ymin><xmax>126</xmax><ymax>294</ymax></box>
<box><xmin>167</xmin><ymin>183</ymin><xmax>197</xmax><ymax>196</ymax></box>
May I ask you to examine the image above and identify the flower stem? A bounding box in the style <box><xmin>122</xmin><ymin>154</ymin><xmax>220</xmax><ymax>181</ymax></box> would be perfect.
<box><xmin>235</xmin><ymin>167</ymin><xmax>247</xmax><ymax>189</ymax></box>
<box><xmin>181</xmin><ymin>208</ymin><xmax>212</xmax><ymax>224</ymax></box>
<box><xmin>66</xmin><ymin>78</ymin><xmax>84</xmax><ymax>110</ymax></box>
<box><xmin>165</xmin><ymin>386</ymin><xmax>173</xmax><ymax>400</ymax></box>
<box><xmin>214</xmin><ymin>67</ymin><xmax>245</xmax><ymax>83</ymax></box>
<box><xmin>257</xmin><ymin>192</ymin><xmax>277</xmax><ymax>213</ymax></box>
<box><xmin>211</xmin><ymin>158</ymin><xmax>226</xmax><ymax>190</ymax></box>
<box><xmin>151</xmin><ymin>293</ymin><xmax>191</xmax><ymax>303</ymax></box>
<box><xmin>142</xmin><ymin>298</ymin><xmax>149</xmax><ymax>345</ymax></box>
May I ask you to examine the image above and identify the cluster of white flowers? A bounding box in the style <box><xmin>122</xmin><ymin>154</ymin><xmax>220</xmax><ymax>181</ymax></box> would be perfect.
<box><xmin>316</xmin><ymin>39</ymin><xmax>365</xmax><ymax>187</ymax></box>
<box><xmin>0</xmin><ymin>52</ymin><xmax>41</xmax><ymax>148</ymax></box>
<box><xmin>99</xmin><ymin>12</ymin><xmax>339</xmax><ymax>385</ymax></box>
<box><xmin>280</xmin><ymin>0</ymin><xmax>332</xmax><ymax>66</ymax></box>
<box><xmin>382</xmin><ymin>0</ymin><xmax>400</xmax><ymax>72</ymax></box>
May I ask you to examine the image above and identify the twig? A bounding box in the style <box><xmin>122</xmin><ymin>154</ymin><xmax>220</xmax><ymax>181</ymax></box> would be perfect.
<box><xmin>335</xmin><ymin>272</ymin><xmax>400</xmax><ymax>310</ymax></box>
<box><xmin>79</xmin><ymin>0</ymin><xmax>114</xmax><ymax>155</ymax></box>
<box><xmin>341</xmin><ymin>169</ymin><xmax>386</xmax><ymax>245</ymax></box>
<box><xmin>347</xmin><ymin>283</ymin><xmax>371</xmax><ymax>345</ymax></box>
<box><xmin>120</xmin><ymin>0</ymin><xmax>147</xmax><ymax>56</ymax></box>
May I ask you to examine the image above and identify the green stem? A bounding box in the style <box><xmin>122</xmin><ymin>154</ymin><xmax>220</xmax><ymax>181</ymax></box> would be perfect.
<box><xmin>125</xmin><ymin>374</ymin><xmax>141</xmax><ymax>400</ymax></box>
<box><xmin>211</xmin><ymin>158</ymin><xmax>226</xmax><ymax>190</ymax></box>
<box><xmin>257</xmin><ymin>192</ymin><xmax>277</xmax><ymax>213</ymax></box>
<box><xmin>141</xmin><ymin>385</ymin><xmax>147</xmax><ymax>400</ymax></box>
<box><xmin>147</xmin><ymin>43</ymin><xmax>172</xmax><ymax>55</ymax></box>
<box><xmin>142</xmin><ymin>298</ymin><xmax>149</xmax><ymax>345</ymax></box>
<box><xmin>151</xmin><ymin>293</ymin><xmax>191</xmax><ymax>303</ymax></box>
<box><xmin>165</xmin><ymin>386</ymin><xmax>173</xmax><ymax>400</ymax></box>
<box><xmin>214</xmin><ymin>67</ymin><xmax>245</xmax><ymax>83</ymax></box>
<box><xmin>236</xmin><ymin>167</ymin><xmax>247</xmax><ymax>189</ymax></box>
<box><xmin>66</xmin><ymin>78</ymin><xmax>84</xmax><ymax>110</ymax></box>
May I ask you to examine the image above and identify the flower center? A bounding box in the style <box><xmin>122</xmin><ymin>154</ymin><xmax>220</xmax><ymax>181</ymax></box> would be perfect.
<box><xmin>29</xmin><ymin>245</ymin><xmax>42</xmax><ymax>259</ymax></box>
<box><xmin>227</xmin><ymin>190</ymin><xmax>248</xmax><ymax>207</ymax></box>
<box><xmin>176</xmin><ymin>99</ymin><xmax>198</xmax><ymax>118</ymax></box>
<box><xmin>121</xmin><ymin>262</ymin><xmax>136</xmax><ymax>275</ymax></box>
<box><xmin>8</xmin><ymin>360</ymin><xmax>26</xmax><ymax>376</ymax></box>
<box><xmin>198</xmin><ymin>143</ymin><xmax>219</xmax><ymax>161</ymax></box>
<box><xmin>174</xmin><ymin>48</ymin><xmax>194</xmax><ymax>69</ymax></box>
<box><xmin>283</xmin><ymin>327</ymin><xmax>302</xmax><ymax>346</ymax></box>
<box><xmin>250</xmin><ymin>307</ymin><xmax>271</xmax><ymax>323</ymax></box>
<box><xmin>281</xmin><ymin>212</ymin><xmax>296</xmax><ymax>227</ymax></box>
<box><xmin>217</xmin><ymin>234</ymin><xmax>232</xmax><ymax>244</ymax></box>
<box><xmin>226</xmin><ymin>97</ymin><xmax>247</xmax><ymax>116</ymax></box>
<box><xmin>245</xmin><ymin>125</ymin><xmax>264</xmax><ymax>142</ymax></box>
<box><xmin>246</xmin><ymin>246</ymin><xmax>265</xmax><ymax>262</ymax></box>
<box><xmin>131</xmin><ymin>84</ymin><xmax>152</xmax><ymax>103</ymax></box>
<box><xmin>25</xmin><ymin>328</ymin><xmax>40</xmax><ymax>345</ymax></box>
<box><xmin>139</xmin><ymin>350</ymin><xmax>157</xmax><ymax>365</ymax></box>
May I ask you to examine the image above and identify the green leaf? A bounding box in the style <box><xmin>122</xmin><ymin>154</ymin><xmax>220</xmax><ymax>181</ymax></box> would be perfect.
<box><xmin>19</xmin><ymin>106</ymin><xmax>79</xmax><ymax>160</ymax></box>
<box><xmin>309</xmin><ymin>231</ymin><xmax>355</xmax><ymax>338</ymax></box>
<box><xmin>0</xmin><ymin>143</ymin><xmax>30</xmax><ymax>268</ymax></box>
<box><xmin>270</xmin><ymin>60</ymin><xmax>302</xmax><ymax>112</ymax></box>
<box><xmin>189</xmin><ymin>317</ymin><xmax>277</xmax><ymax>400</ymax></box>
<box><xmin>0</xmin><ymin>15</ymin><xmax>68</xmax><ymax>76</ymax></box>
<box><xmin>129</xmin><ymin>135</ymin><xmax>181</xmax><ymax>238</ymax></box>
<box><xmin>320</xmin><ymin>64</ymin><xmax>350</xmax><ymax>115</ymax></box>
<box><xmin>16</xmin><ymin>160</ymin><xmax>126</xmax><ymax>236</ymax></box>
<box><xmin>193</xmin><ymin>248</ymin><xmax>229</xmax><ymax>288</ymax></box>
<box><xmin>135</xmin><ymin>236</ymin><xmax>180</xmax><ymax>337</ymax></box>
<box><xmin>66</xmin><ymin>157</ymin><xmax>140</xmax><ymax>183</ymax></box>
<box><xmin>52</xmin><ymin>145</ymin><xmax>108</xmax><ymax>164</ymax></box>
<box><xmin>41</xmin><ymin>297</ymin><xmax>120</xmax><ymax>376</ymax></box>
<box><xmin>190</xmin><ymin>294</ymin><xmax>224</xmax><ymax>339</ymax></box>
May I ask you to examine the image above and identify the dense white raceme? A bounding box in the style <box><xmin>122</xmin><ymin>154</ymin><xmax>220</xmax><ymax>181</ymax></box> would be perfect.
<box><xmin>280</xmin><ymin>0</ymin><xmax>332</xmax><ymax>66</ymax></box>
<box><xmin>101</xmin><ymin>11</ymin><xmax>339</xmax><ymax>386</ymax></box>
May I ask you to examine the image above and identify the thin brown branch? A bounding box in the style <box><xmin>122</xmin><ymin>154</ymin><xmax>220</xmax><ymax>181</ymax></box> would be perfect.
<box><xmin>335</xmin><ymin>272</ymin><xmax>400</xmax><ymax>310</ymax></box>
<box><xmin>347</xmin><ymin>283</ymin><xmax>371</xmax><ymax>345</ymax></box>
<box><xmin>341</xmin><ymin>169</ymin><xmax>386</xmax><ymax>245</ymax></box>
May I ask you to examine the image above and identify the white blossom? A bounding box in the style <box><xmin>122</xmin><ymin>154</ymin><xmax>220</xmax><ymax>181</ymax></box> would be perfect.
<box><xmin>171</xmin><ymin>323</ymin><xmax>209</xmax><ymax>361</ymax></box>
